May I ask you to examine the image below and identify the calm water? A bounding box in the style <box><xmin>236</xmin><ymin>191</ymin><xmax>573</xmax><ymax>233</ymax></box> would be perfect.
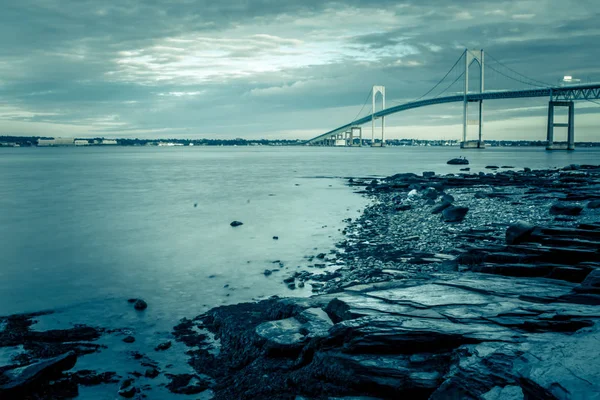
<box><xmin>1</xmin><ymin>146</ymin><xmax>598</xmax><ymax>399</ymax></box>
<box><xmin>1</xmin><ymin>146</ymin><xmax>598</xmax><ymax>318</ymax></box>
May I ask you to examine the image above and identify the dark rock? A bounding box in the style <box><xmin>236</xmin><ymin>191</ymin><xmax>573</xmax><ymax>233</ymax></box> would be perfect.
<box><xmin>459</xmin><ymin>167</ymin><xmax>470</xmax><ymax>171</ymax></box>
<box><xmin>230</xmin><ymin>220</ymin><xmax>243</xmax><ymax>227</ymax></box>
<box><xmin>263</xmin><ymin>269</ymin><xmax>272</xmax><ymax>276</ymax></box>
<box><xmin>441</xmin><ymin>206</ymin><xmax>469</xmax><ymax>222</ymax></box>
<box><xmin>155</xmin><ymin>341</ymin><xmax>172</xmax><ymax>351</ymax></box>
<box><xmin>118</xmin><ymin>379</ymin><xmax>136</xmax><ymax>398</ymax></box>
<box><xmin>485</xmin><ymin>165</ymin><xmax>499</xmax><ymax>169</ymax></box>
<box><xmin>395</xmin><ymin>204</ymin><xmax>412</xmax><ymax>211</ymax></box>
<box><xmin>441</xmin><ymin>193</ymin><xmax>455</xmax><ymax>203</ymax></box>
<box><xmin>144</xmin><ymin>368</ymin><xmax>160</xmax><ymax>379</ymax></box>
<box><xmin>316</xmin><ymin>253</ymin><xmax>326</xmax><ymax>259</ymax></box>
<box><xmin>133</xmin><ymin>299</ymin><xmax>147</xmax><ymax>311</ymax></box>
<box><xmin>0</xmin><ymin>351</ymin><xmax>77</xmax><ymax>393</ymax></box>
<box><xmin>283</xmin><ymin>276</ymin><xmax>295</xmax><ymax>284</ymax></box>
<box><xmin>563</xmin><ymin>164</ymin><xmax>580</xmax><ymax>171</ymax></box>
<box><xmin>549</xmin><ymin>203</ymin><xmax>583</xmax><ymax>216</ymax></box>
<box><xmin>505</xmin><ymin>221</ymin><xmax>536</xmax><ymax>245</ymax></box>
<box><xmin>287</xmin><ymin>283</ymin><xmax>296</xmax><ymax>290</ymax></box>
<box><xmin>166</xmin><ymin>373</ymin><xmax>209</xmax><ymax>395</ymax></box>
<box><xmin>122</xmin><ymin>336</ymin><xmax>135</xmax><ymax>343</ymax></box>
<box><xmin>447</xmin><ymin>157</ymin><xmax>469</xmax><ymax>165</ymax></box>
<box><xmin>423</xmin><ymin>171</ymin><xmax>436</xmax><ymax>178</ymax></box>
<box><xmin>431</xmin><ymin>201</ymin><xmax>452</xmax><ymax>214</ymax></box>
<box><xmin>272</xmin><ymin>236</ymin><xmax>279</xmax><ymax>240</ymax></box>
<box><xmin>501</xmin><ymin>166</ymin><xmax>515</xmax><ymax>168</ymax></box>
<box><xmin>523</xmin><ymin>167</ymin><xmax>531</xmax><ymax>172</ymax></box>
<box><xmin>574</xmin><ymin>269</ymin><xmax>600</xmax><ymax>294</ymax></box>
<box><xmin>422</xmin><ymin>187</ymin><xmax>439</xmax><ymax>200</ymax></box>
<box><xmin>587</xmin><ymin>200</ymin><xmax>600</xmax><ymax>209</ymax></box>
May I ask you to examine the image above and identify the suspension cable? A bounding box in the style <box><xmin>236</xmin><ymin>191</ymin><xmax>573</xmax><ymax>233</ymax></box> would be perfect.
<box><xmin>486</xmin><ymin>53</ymin><xmax>551</xmax><ymax>87</ymax></box>
<box><xmin>485</xmin><ymin>63</ymin><xmax>548</xmax><ymax>88</ymax></box>
<box><xmin>411</xmin><ymin>51</ymin><xmax>465</xmax><ymax>101</ymax></box>
<box><xmin>350</xmin><ymin>88</ymin><xmax>373</xmax><ymax>123</ymax></box>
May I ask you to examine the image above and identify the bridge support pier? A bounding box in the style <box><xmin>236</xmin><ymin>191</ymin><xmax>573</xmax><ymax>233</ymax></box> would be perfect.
<box><xmin>546</xmin><ymin>101</ymin><xmax>575</xmax><ymax>151</ymax></box>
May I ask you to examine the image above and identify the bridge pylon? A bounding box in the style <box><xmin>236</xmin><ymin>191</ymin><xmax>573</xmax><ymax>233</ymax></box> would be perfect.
<box><xmin>371</xmin><ymin>85</ymin><xmax>385</xmax><ymax>147</ymax></box>
<box><xmin>461</xmin><ymin>49</ymin><xmax>485</xmax><ymax>149</ymax></box>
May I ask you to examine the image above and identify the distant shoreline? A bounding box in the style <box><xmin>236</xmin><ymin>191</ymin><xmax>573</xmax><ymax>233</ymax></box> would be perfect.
<box><xmin>2</xmin><ymin>135</ymin><xmax>600</xmax><ymax>148</ymax></box>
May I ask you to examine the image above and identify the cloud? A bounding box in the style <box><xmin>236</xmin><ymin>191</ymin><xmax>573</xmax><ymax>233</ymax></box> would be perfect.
<box><xmin>0</xmin><ymin>0</ymin><xmax>598</xmax><ymax>140</ymax></box>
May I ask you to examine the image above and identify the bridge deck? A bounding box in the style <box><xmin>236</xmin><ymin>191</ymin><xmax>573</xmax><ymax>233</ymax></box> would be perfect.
<box><xmin>306</xmin><ymin>83</ymin><xmax>600</xmax><ymax>144</ymax></box>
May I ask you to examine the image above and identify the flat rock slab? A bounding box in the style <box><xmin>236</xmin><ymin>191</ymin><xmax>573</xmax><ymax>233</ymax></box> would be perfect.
<box><xmin>0</xmin><ymin>351</ymin><xmax>77</xmax><ymax>392</ymax></box>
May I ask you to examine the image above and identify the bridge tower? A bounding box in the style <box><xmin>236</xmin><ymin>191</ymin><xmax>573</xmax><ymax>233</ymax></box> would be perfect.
<box><xmin>461</xmin><ymin>49</ymin><xmax>485</xmax><ymax>149</ymax></box>
<box><xmin>371</xmin><ymin>85</ymin><xmax>385</xmax><ymax>147</ymax></box>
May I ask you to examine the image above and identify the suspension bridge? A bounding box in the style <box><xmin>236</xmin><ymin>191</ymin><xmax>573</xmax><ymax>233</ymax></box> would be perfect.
<box><xmin>305</xmin><ymin>49</ymin><xmax>600</xmax><ymax>150</ymax></box>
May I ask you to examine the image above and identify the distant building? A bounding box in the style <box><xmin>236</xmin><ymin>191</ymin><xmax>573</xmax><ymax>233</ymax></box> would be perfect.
<box><xmin>101</xmin><ymin>139</ymin><xmax>117</xmax><ymax>145</ymax></box>
<box><xmin>37</xmin><ymin>138</ymin><xmax>75</xmax><ymax>146</ymax></box>
<box><xmin>74</xmin><ymin>139</ymin><xmax>90</xmax><ymax>146</ymax></box>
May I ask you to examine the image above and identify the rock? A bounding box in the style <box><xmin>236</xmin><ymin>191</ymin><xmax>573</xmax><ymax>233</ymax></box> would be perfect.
<box><xmin>422</xmin><ymin>187</ymin><xmax>439</xmax><ymax>200</ymax></box>
<box><xmin>144</xmin><ymin>368</ymin><xmax>160</xmax><ymax>379</ymax></box>
<box><xmin>395</xmin><ymin>204</ymin><xmax>412</xmax><ymax>211</ymax></box>
<box><xmin>423</xmin><ymin>171</ymin><xmax>436</xmax><ymax>178</ymax></box>
<box><xmin>118</xmin><ymin>379</ymin><xmax>136</xmax><ymax>398</ymax></box>
<box><xmin>485</xmin><ymin>165</ymin><xmax>499</xmax><ymax>169</ymax></box>
<box><xmin>505</xmin><ymin>221</ymin><xmax>536</xmax><ymax>245</ymax></box>
<box><xmin>166</xmin><ymin>373</ymin><xmax>209</xmax><ymax>395</ymax></box>
<box><xmin>523</xmin><ymin>167</ymin><xmax>531</xmax><ymax>172</ymax></box>
<box><xmin>441</xmin><ymin>193</ymin><xmax>455</xmax><ymax>203</ymax></box>
<box><xmin>441</xmin><ymin>206</ymin><xmax>469</xmax><ymax>222</ymax></box>
<box><xmin>287</xmin><ymin>283</ymin><xmax>296</xmax><ymax>290</ymax></box>
<box><xmin>587</xmin><ymin>200</ymin><xmax>600</xmax><ymax>209</ymax></box>
<box><xmin>133</xmin><ymin>299</ymin><xmax>147</xmax><ymax>311</ymax></box>
<box><xmin>230</xmin><ymin>220</ymin><xmax>243</xmax><ymax>227</ymax></box>
<box><xmin>563</xmin><ymin>164</ymin><xmax>580</xmax><ymax>171</ymax></box>
<box><xmin>283</xmin><ymin>276</ymin><xmax>295</xmax><ymax>284</ymax></box>
<box><xmin>155</xmin><ymin>341</ymin><xmax>172</xmax><ymax>351</ymax></box>
<box><xmin>549</xmin><ymin>203</ymin><xmax>583</xmax><ymax>216</ymax></box>
<box><xmin>263</xmin><ymin>269</ymin><xmax>272</xmax><ymax>276</ymax></box>
<box><xmin>272</xmin><ymin>236</ymin><xmax>279</xmax><ymax>240</ymax></box>
<box><xmin>460</xmin><ymin>167</ymin><xmax>470</xmax><ymax>171</ymax></box>
<box><xmin>431</xmin><ymin>201</ymin><xmax>452</xmax><ymax>214</ymax></box>
<box><xmin>447</xmin><ymin>157</ymin><xmax>469</xmax><ymax>165</ymax></box>
<box><xmin>316</xmin><ymin>253</ymin><xmax>326</xmax><ymax>259</ymax></box>
<box><xmin>0</xmin><ymin>351</ymin><xmax>77</xmax><ymax>393</ymax></box>
<box><xmin>500</xmin><ymin>166</ymin><xmax>515</xmax><ymax>169</ymax></box>
<box><xmin>574</xmin><ymin>269</ymin><xmax>600</xmax><ymax>294</ymax></box>
<box><xmin>122</xmin><ymin>335</ymin><xmax>135</xmax><ymax>343</ymax></box>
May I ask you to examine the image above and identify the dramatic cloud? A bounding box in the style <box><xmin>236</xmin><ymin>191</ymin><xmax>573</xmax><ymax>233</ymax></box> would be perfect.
<box><xmin>0</xmin><ymin>0</ymin><xmax>598</xmax><ymax>140</ymax></box>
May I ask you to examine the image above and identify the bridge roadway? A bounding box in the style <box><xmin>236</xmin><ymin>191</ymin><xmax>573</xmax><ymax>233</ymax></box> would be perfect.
<box><xmin>306</xmin><ymin>83</ymin><xmax>600</xmax><ymax>145</ymax></box>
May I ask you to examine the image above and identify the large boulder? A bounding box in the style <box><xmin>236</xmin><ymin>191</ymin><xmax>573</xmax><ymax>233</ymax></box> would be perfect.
<box><xmin>549</xmin><ymin>203</ymin><xmax>583</xmax><ymax>216</ymax></box>
<box><xmin>587</xmin><ymin>200</ymin><xmax>600</xmax><ymax>209</ymax></box>
<box><xmin>442</xmin><ymin>206</ymin><xmax>469</xmax><ymax>222</ymax></box>
<box><xmin>0</xmin><ymin>351</ymin><xmax>77</xmax><ymax>394</ymax></box>
<box><xmin>422</xmin><ymin>187</ymin><xmax>439</xmax><ymax>200</ymax></box>
<box><xmin>505</xmin><ymin>221</ymin><xmax>536</xmax><ymax>245</ymax></box>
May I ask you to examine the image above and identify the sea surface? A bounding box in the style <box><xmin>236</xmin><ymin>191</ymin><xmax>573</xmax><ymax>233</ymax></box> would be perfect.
<box><xmin>0</xmin><ymin>146</ymin><xmax>599</xmax><ymax>398</ymax></box>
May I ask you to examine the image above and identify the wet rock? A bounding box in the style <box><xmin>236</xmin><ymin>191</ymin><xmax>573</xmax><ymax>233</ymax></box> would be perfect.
<box><xmin>287</xmin><ymin>283</ymin><xmax>296</xmax><ymax>290</ymax></box>
<box><xmin>395</xmin><ymin>204</ymin><xmax>412</xmax><ymax>211</ymax></box>
<box><xmin>422</xmin><ymin>187</ymin><xmax>439</xmax><ymax>200</ymax></box>
<box><xmin>263</xmin><ymin>269</ymin><xmax>273</xmax><ymax>276</ymax></box>
<box><xmin>501</xmin><ymin>166</ymin><xmax>515</xmax><ymax>169</ymax></box>
<box><xmin>230</xmin><ymin>221</ymin><xmax>243</xmax><ymax>227</ymax></box>
<box><xmin>154</xmin><ymin>341</ymin><xmax>172</xmax><ymax>351</ymax></box>
<box><xmin>523</xmin><ymin>167</ymin><xmax>531</xmax><ymax>172</ymax></box>
<box><xmin>166</xmin><ymin>373</ymin><xmax>210</xmax><ymax>395</ymax></box>
<box><xmin>441</xmin><ymin>193</ymin><xmax>455</xmax><ymax>203</ymax></box>
<box><xmin>0</xmin><ymin>351</ymin><xmax>77</xmax><ymax>394</ymax></box>
<box><xmin>485</xmin><ymin>165</ymin><xmax>499</xmax><ymax>169</ymax></box>
<box><xmin>122</xmin><ymin>336</ymin><xmax>135</xmax><ymax>343</ymax></box>
<box><xmin>447</xmin><ymin>157</ymin><xmax>469</xmax><ymax>165</ymax></box>
<box><xmin>118</xmin><ymin>378</ymin><xmax>136</xmax><ymax>398</ymax></box>
<box><xmin>505</xmin><ymin>221</ymin><xmax>536</xmax><ymax>245</ymax></box>
<box><xmin>549</xmin><ymin>203</ymin><xmax>583</xmax><ymax>216</ymax></box>
<box><xmin>441</xmin><ymin>206</ymin><xmax>469</xmax><ymax>222</ymax></box>
<box><xmin>423</xmin><ymin>171</ymin><xmax>436</xmax><ymax>178</ymax></box>
<box><xmin>144</xmin><ymin>368</ymin><xmax>160</xmax><ymax>379</ymax></box>
<box><xmin>587</xmin><ymin>200</ymin><xmax>600</xmax><ymax>209</ymax></box>
<box><xmin>316</xmin><ymin>253</ymin><xmax>326</xmax><ymax>259</ymax></box>
<box><xmin>272</xmin><ymin>236</ymin><xmax>279</xmax><ymax>240</ymax></box>
<box><xmin>460</xmin><ymin>167</ymin><xmax>470</xmax><ymax>171</ymax></box>
<box><xmin>431</xmin><ymin>201</ymin><xmax>452</xmax><ymax>215</ymax></box>
<box><xmin>133</xmin><ymin>299</ymin><xmax>147</xmax><ymax>311</ymax></box>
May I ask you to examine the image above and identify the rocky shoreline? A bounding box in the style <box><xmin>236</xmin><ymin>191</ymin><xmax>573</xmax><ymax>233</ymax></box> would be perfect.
<box><xmin>1</xmin><ymin>164</ymin><xmax>599</xmax><ymax>399</ymax></box>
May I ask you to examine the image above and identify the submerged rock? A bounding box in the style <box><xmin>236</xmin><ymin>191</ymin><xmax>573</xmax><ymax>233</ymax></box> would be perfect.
<box><xmin>230</xmin><ymin>220</ymin><xmax>243</xmax><ymax>227</ymax></box>
<box><xmin>155</xmin><ymin>341</ymin><xmax>172</xmax><ymax>351</ymax></box>
<box><xmin>133</xmin><ymin>299</ymin><xmax>147</xmax><ymax>311</ymax></box>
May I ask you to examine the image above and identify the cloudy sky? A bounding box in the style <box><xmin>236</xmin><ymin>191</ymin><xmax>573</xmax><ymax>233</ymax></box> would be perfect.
<box><xmin>0</xmin><ymin>0</ymin><xmax>599</xmax><ymax>140</ymax></box>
